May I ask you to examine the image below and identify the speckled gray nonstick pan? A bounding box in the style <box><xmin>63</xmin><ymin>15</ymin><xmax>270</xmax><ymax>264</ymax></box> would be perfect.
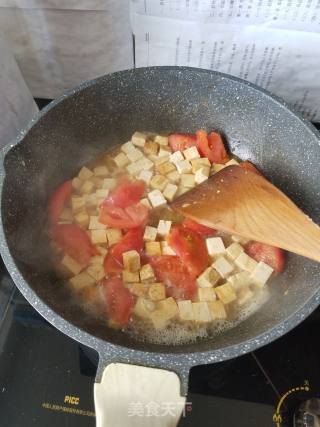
<box><xmin>0</xmin><ymin>67</ymin><xmax>320</xmax><ymax>424</ymax></box>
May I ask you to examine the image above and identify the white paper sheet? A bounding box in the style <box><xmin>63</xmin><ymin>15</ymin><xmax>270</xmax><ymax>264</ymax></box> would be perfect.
<box><xmin>131</xmin><ymin>1</ymin><xmax>320</xmax><ymax>121</ymax></box>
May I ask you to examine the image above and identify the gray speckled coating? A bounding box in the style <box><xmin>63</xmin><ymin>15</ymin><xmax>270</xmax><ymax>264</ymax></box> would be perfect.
<box><xmin>0</xmin><ymin>67</ymin><xmax>320</xmax><ymax>395</ymax></box>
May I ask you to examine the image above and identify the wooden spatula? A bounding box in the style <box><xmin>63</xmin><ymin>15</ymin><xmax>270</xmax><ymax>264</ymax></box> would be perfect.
<box><xmin>171</xmin><ymin>165</ymin><xmax>320</xmax><ymax>263</ymax></box>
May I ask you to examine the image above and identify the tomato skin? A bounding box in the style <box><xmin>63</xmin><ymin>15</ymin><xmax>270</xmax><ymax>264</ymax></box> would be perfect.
<box><xmin>196</xmin><ymin>130</ymin><xmax>229</xmax><ymax>164</ymax></box>
<box><xmin>103</xmin><ymin>277</ymin><xmax>134</xmax><ymax>325</ymax></box>
<box><xmin>99</xmin><ymin>203</ymin><xmax>149</xmax><ymax>229</ymax></box>
<box><xmin>240</xmin><ymin>161</ymin><xmax>263</xmax><ymax>177</ymax></box>
<box><xmin>167</xmin><ymin>226</ymin><xmax>210</xmax><ymax>277</ymax></box>
<box><xmin>107</xmin><ymin>177</ymin><xmax>145</xmax><ymax>208</ymax></box>
<box><xmin>182</xmin><ymin>218</ymin><xmax>217</xmax><ymax>237</ymax></box>
<box><xmin>52</xmin><ymin>224</ymin><xmax>97</xmax><ymax>266</ymax></box>
<box><xmin>168</xmin><ymin>134</ymin><xmax>197</xmax><ymax>152</ymax></box>
<box><xmin>149</xmin><ymin>256</ymin><xmax>197</xmax><ymax>300</ymax></box>
<box><xmin>244</xmin><ymin>241</ymin><xmax>285</xmax><ymax>273</ymax></box>
<box><xmin>48</xmin><ymin>180</ymin><xmax>72</xmax><ymax>225</ymax></box>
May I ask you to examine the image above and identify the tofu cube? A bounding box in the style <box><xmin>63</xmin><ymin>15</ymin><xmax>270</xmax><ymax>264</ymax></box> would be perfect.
<box><xmin>89</xmin><ymin>255</ymin><xmax>105</xmax><ymax>265</ymax></box>
<box><xmin>194</xmin><ymin>166</ymin><xmax>210</xmax><ymax>184</ymax></box>
<box><xmin>212</xmin><ymin>256</ymin><xmax>234</xmax><ymax>278</ymax></box>
<box><xmin>161</xmin><ymin>241</ymin><xmax>176</xmax><ymax>256</ymax></box>
<box><xmin>93</xmin><ymin>166</ymin><xmax>109</xmax><ymax>177</ymax></box>
<box><xmin>122</xmin><ymin>269</ymin><xmax>140</xmax><ymax>283</ymax></box>
<box><xmin>235</xmin><ymin>252</ymin><xmax>258</xmax><ymax>273</ymax></box>
<box><xmin>183</xmin><ymin>146</ymin><xmax>200</xmax><ymax>161</ymax></box>
<box><xmin>106</xmin><ymin>228</ymin><xmax>122</xmax><ymax>246</ymax></box>
<box><xmin>85</xmin><ymin>193</ymin><xmax>98</xmax><ymax>208</ymax></box>
<box><xmin>148</xmin><ymin>283</ymin><xmax>166</xmax><ymax>301</ymax></box>
<box><xmin>231</xmin><ymin>234</ymin><xmax>249</xmax><ymax>245</ymax></box>
<box><xmin>129</xmin><ymin>282</ymin><xmax>147</xmax><ymax>297</ymax></box>
<box><xmin>153</xmin><ymin>155</ymin><xmax>170</xmax><ymax>166</ymax></box>
<box><xmin>102</xmin><ymin>178</ymin><xmax>117</xmax><ymax>190</ymax></box>
<box><xmin>175</xmin><ymin>186</ymin><xmax>189</xmax><ymax>197</ymax></box>
<box><xmin>167</xmin><ymin>171</ymin><xmax>181</xmax><ymax>183</ymax></box>
<box><xmin>207</xmin><ymin>300</ymin><xmax>227</xmax><ymax>320</ymax></box>
<box><xmin>163</xmin><ymin>183</ymin><xmax>178</xmax><ymax>202</ymax></box>
<box><xmin>192</xmin><ymin>302</ymin><xmax>212</xmax><ymax>323</ymax></box>
<box><xmin>147</xmin><ymin>190</ymin><xmax>167</xmax><ymax>208</ymax></box>
<box><xmin>138</xmin><ymin>169</ymin><xmax>153</xmax><ymax>185</ymax></box>
<box><xmin>191</xmin><ymin>157</ymin><xmax>210</xmax><ymax>173</ymax></box>
<box><xmin>121</xmin><ymin>141</ymin><xmax>135</xmax><ymax>154</ymax></box>
<box><xmin>143</xmin><ymin>226</ymin><xmax>158</xmax><ymax>242</ymax></box>
<box><xmin>69</xmin><ymin>272</ymin><xmax>95</xmax><ymax>290</ymax></box>
<box><xmin>140</xmin><ymin>198</ymin><xmax>152</xmax><ymax>209</ymax></box>
<box><xmin>206</xmin><ymin>237</ymin><xmax>225</xmax><ymax>256</ymax></box>
<box><xmin>139</xmin><ymin>263</ymin><xmax>155</xmax><ymax>282</ymax></box>
<box><xmin>89</xmin><ymin>216</ymin><xmax>107</xmax><ymax>230</ymax></box>
<box><xmin>71</xmin><ymin>196</ymin><xmax>85</xmax><ymax>213</ymax></box>
<box><xmin>131</xmin><ymin>156</ymin><xmax>154</xmax><ymax>173</ymax></box>
<box><xmin>225</xmin><ymin>242</ymin><xmax>244</xmax><ymax>260</ymax></box>
<box><xmin>180</xmin><ymin>174</ymin><xmax>195</xmax><ymax>188</ymax></box>
<box><xmin>72</xmin><ymin>177</ymin><xmax>82</xmax><ymax>191</ymax></box>
<box><xmin>126</xmin><ymin>147</ymin><xmax>144</xmax><ymax>162</ymax></box>
<box><xmin>95</xmin><ymin>188</ymin><xmax>109</xmax><ymax>199</ymax></box>
<box><xmin>89</xmin><ymin>175</ymin><xmax>103</xmax><ymax>189</ymax></box>
<box><xmin>228</xmin><ymin>271</ymin><xmax>252</xmax><ymax>292</ymax></box>
<box><xmin>133</xmin><ymin>297</ymin><xmax>155</xmax><ymax>318</ymax></box>
<box><xmin>95</xmin><ymin>245</ymin><xmax>108</xmax><ymax>257</ymax></box>
<box><xmin>250</xmin><ymin>261</ymin><xmax>273</xmax><ymax>287</ymax></box>
<box><xmin>61</xmin><ymin>254</ymin><xmax>83</xmax><ymax>276</ymax></box>
<box><xmin>154</xmin><ymin>135</ymin><xmax>169</xmax><ymax>146</ymax></box>
<box><xmin>156</xmin><ymin>161</ymin><xmax>176</xmax><ymax>175</ymax></box>
<box><xmin>157</xmin><ymin>220</ymin><xmax>172</xmax><ymax>237</ymax></box>
<box><xmin>132</xmin><ymin>131</ymin><xmax>147</xmax><ymax>147</ymax></box>
<box><xmin>178</xmin><ymin>300</ymin><xmax>194</xmax><ymax>321</ymax></box>
<box><xmin>113</xmin><ymin>152</ymin><xmax>130</xmax><ymax>168</ymax></box>
<box><xmin>150</xmin><ymin>175</ymin><xmax>169</xmax><ymax>191</ymax></box>
<box><xmin>86</xmin><ymin>263</ymin><xmax>105</xmax><ymax>281</ymax></box>
<box><xmin>215</xmin><ymin>283</ymin><xmax>237</xmax><ymax>304</ymax></box>
<box><xmin>238</xmin><ymin>286</ymin><xmax>254</xmax><ymax>306</ymax></box>
<box><xmin>196</xmin><ymin>267</ymin><xmax>219</xmax><ymax>288</ymax></box>
<box><xmin>59</xmin><ymin>208</ymin><xmax>73</xmax><ymax>222</ymax></box>
<box><xmin>91</xmin><ymin>229</ymin><xmax>108</xmax><ymax>245</ymax></box>
<box><xmin>169</xmin><ymin>151</ymin><xmax>184</xmax><ymax>164</ymax></box>
<box><xmin>176</xmin><ymin>159</ymin><xmax>192</xmax><ymax>174</ymax></box>
<box><xmin>122</xmin><ymin>250</ymin><xmax>141</xmax><ymax>272</ymax></box>
<box><xmin>197</xmin><ymin>287</ymin><xmax>216</xmax><ymax>302</ymax></box>
<box><xmin>157</xmin><ymin>297</ymin><xmax>178</xmax><ymax>318</ymax></box>
<box><xmin>74</xmin><ymin>211</ymin><xmax>90</xmax><ymax>228</ymax></box>
<box><xmin>211</xmin><ymin>164</ymin><xmax>226</xmax><ymax>174</ymax></box>
<box><xmin>225</xmin><ymin>158</ymin><xmax>240</xmax><ymax>166</ymax></box>
<box><xmin>143</xmin><ymin>140</ymin><xmax>159</xmax><ymax>156</ymax></box>
<box><xmin>145</xmin><ymin>241</ymin><xmax>162</xmax><ymax>256</ymax></box>
<box><xmin>158</xmin><ymin>147</ymin><xmax>172</xmax><ymax>157</ymax></box>
<box><xmin>78</xmin><ymin>166</ymin><xmax>93</xmax><ymax>180</ymax></box>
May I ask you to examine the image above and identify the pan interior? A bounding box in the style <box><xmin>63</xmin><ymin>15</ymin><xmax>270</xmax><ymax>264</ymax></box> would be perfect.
<box><xmin>2</xmin><ymin>68</ymin><xmax>320</xmax><ymax>354</ymax></box>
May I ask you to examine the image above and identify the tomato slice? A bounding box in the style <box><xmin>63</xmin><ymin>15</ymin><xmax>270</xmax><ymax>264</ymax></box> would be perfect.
<box><xmin>52</xmin><ymin>224</ymin><xmax>98</xmax><ymax>266</ymax></box>
<box><xmin>196</xmin><ymin>130</ymin><xmax>229</xmax><ymax>164</ymax></box>
<box><xmin>168</xmin><ymin>134</ymin><xmax>197</xmax><ymax>152</ymax></box>
<box><xmin>48</xmin><ymin>180</ymin><xmax>72</xmax><ymax>225</ymax></box>
<box><xmin>167</xmin><ymin>226</ymin><xmax>210</xmax><ymax>277</ymax></box>
<box><xmin>103</xmin><ymin>277</ymin><xmax>134</xmax><ymax>325</ymax></box>
<box><xmin>107</xmin><ymin>177</ymin><xmax>145</xmax><ymax>208</ymax></box>
<box><xmin>240</xmin><ymin>161</ymin><xmax>264</xmax><ymax>177</ymax></box>
<box><xmin>244</xmin><ymin>241</ymin><xmax>285</xmax><ymax>273</ymax></box>
<box><xmin>149</xmin><ymin>256</ymin><xmax>197</xmax><ymax>300</ymax></box>
<box><xmin>182</xmin><ymin>218</ymin><xmax>217</xmax><ymax>237</ymax></box>
<box><xmin>99</xmin><ymin>203</ymin><xmax>149</xmax><ymax>229</ymax></box>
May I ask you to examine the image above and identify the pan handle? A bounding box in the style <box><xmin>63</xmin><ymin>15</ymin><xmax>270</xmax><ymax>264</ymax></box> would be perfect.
<box><xmin>94</xmin><ymin>362</ymin><xmax>187</xmax><ymax>427</ymax></box>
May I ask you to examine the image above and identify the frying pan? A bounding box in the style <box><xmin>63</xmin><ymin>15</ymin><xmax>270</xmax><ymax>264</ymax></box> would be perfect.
<box><xmin>1</xmin><ymin>67</ymin><xmax>320</xmax><ymax>427</ymax></box>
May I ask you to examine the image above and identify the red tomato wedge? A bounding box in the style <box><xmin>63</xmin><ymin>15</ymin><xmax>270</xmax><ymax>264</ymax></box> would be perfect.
<box><xmin>107</xmin><ymin>177</ymin><xmax>145</xmax><ymax>208</ymax></box>
<box><xmin>167</xmin><ymin>226</ymin><xmax>210</xmax><ymax>277</ymax></box>
<box><xmin>99</xmin><ymin>202</ymin><xmax>149</xmax><ymax>229</ymax></box>
<box><xmin>149</xmin><ymin>256</ymin><xmax>197</xmax><ymax>300</ymax></box>
<box><xmin>52</xmin><ymin>224</ymin><xmax>98</xmax><ymax>266</ymax></box>
<box><xmin>196</xmin><ymin>130</ymin><xmax>229</xmax><ymax>164</ymax></box>
<box><xmin>182</xmin><ymin>218</ymin><xmax>217</xmax><ymax>237</ymax></box>
<box><xmin>240</xmin><ymin>161</ymin><xmax>264</xmax><ymax>177</ymax></box>
<box><xmin>244</xmin><ymin>241</ymin><xmax>285</xmax><ymax>273</ymax></box>
<box><xmin>168</xmin><ymin>134</ymin><xmax>197</xmax><ymax>152</ymax></box>
<box><xmin>103</xmin><ymin>277</ymin><xmax>134</xmax><ymax>325</ymax></box>
<box><xmin>48</xmin><ymin>180</ymin><xmax>72</xmax><ymax>225</ymax></box>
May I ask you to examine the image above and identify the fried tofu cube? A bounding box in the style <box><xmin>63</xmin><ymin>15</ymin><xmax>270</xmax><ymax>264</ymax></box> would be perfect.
<box><xmin>133</xmin><ymin>297</ymin><xmax>155</xmax><ymax>318</ymax></box>
<box><xmin>91</xmin><ymin>229</ymin><xmax>108</xmax><ymax>245</ymax></box>
<box><xmin>191</xmin><ymin>157</ymin><xmax>211</xmax><ymax>172</ymax></box>
<box><xmin>69</xmin><ymin>272</ymin><xmax>95</xmax><ymax>290</ymax></box>
<box><xmin>89</xmin><ymin>215</ymin><xmax>107</xmax><ymax>230</ymax></box>
<box><xmin>78</xmin><ymin>166</ymin><xmax>93</xmax><ymax>180</ymax></box>
<box><xmin>228</xmin><ymin>271</ymin><xmax>252</xmax><ymax>292</ymax></box>
<box><xmin>196</xmin><ymin>267</ymin><xmax>220</xmax><ymax>288</ymax></box>
<box><xmin>138</xmin><ymin>169</ymin><xmax>153</xmax><ymax>185</ymax></box>
<box><xmin>197</xmin><ymin>287</ymin><xmax>216</xmax><ymax>302</ymax></box>
<box><xmin>148</xmin><ymin>283</ymin><xmax>166</xmax><ymax>301</ymax></box>
<box><xmin>211</xmin><ymin>164</ymin><xmax>226</xmax><ymax>174</ymax></box>
<box><xmin>212</xmin><ymin>256</ymin><xmax>234</xmax><ymax>278</ymax></box>
<box><xmin>206</xmin><ymin>237</ymin><xmax>225</xmax><ymax>256</ymax></box>
<box><xmin>74</xmin><ymin>211</ymin><xmax>90</xmax><ymax>228</ymax></box>
<box><xmin>175</xmin><ymin>186</ymin><xmax>189</xmax><ymax>197</ymax></box>
<box><xmin>143</xmin><ymin>140</ymin><xmax>159</xmax><ymax>155</ymax></box>
<box><xmin>153</xmin><ymin>155</ymin><xmax>170</xmax><ymax>166</ymax></box>
<box><xmin>106</xmin><ymin>228</ymin><xmax>122</xmax><ymax>246</ymax></box>
<box><xmin>235</xmin><ymin>252</ymin><xmax>258</xmax><ymax>273</ymax></box>
<box><xmin>192</xmin><ymin>302</ymin><xmax>212</xmax><ymax>322</ymax></box>
<box><xmin>147</xmin><ymin>189</ymin><xmax>167</xmax><ymax>208</ymax></box>
<box><xmin>178</xmin><ymin>300</ymin><xmax>194</xmax><ymax>321</ymax></box>
<box><xmin>157</xmin><ymin>220</ymin><xmax>172</xmax><ymax>237</ymax></box>
<box><xmin>140</xmin><ymin>263</ymin><xmax>155</xmax><ymax>282</ymax></box>
<box><xmin>95</xmin><ymin>188</ymin><xmax>109</xmax><ymax>200</ymax></box>
<box><xmin>154</xmin><ymin>135</ymin><xmax>169</xmax><ymax>146</ymax></box>
<box><xmin>208</xmin><ymin>300</ymin><xmax>227</xmax><ymax>320</ymax></box>
<box><xmin>156</xmin><ymin>161</ymin><xmax>176</xmax><ymax>175</ymax></box>
<box><xmin>145</xmin><ymin>241</ymin><xmax>162</xmax><ymax>256</ymax></box>
<box><xmin>169</xmin><ymin>151</ymin><xmax>184</xmax><ymax>164</ymax></box>
<box><xmin>113</xmin><ymin>152</ymin><xmax>130</xmax><ymax>168</ymax></box>
<box><xmin>93</xmin><ymin>165</ymin><xmax>109</xmax><ymax>177</ymax></box>
<box><xmin>129</xmin><ymin>282</ymin><xmax>147</xmax><ymax>297</ymax></box>
<box><xmin>89</xmin><ymin>255</ymin><xmax>105</xmax><ymax>265</ymax></box>
<box><xmin>86</xmin><ymin>263</ymin><xmax>105</xmax><ymax>281</ymax></box>
<box><xmin>176</xmin><ymin>159</ymin><xmax>192</xmax><ymax>174</ymax></box>
<box><xmin>126</xmin><ymin>146</ymin><xmax>144</xmax><ymax>162</ymax></box>
<box><xmin>215</xmin><ymin>282</ymin><xmax>237</xmax><ymax>304</ymax></box>
<box><xmin>143</xmin><ymin>226</ymin><xmax>158</xmax><ymax>242</ymax></box>
<box><xmin>194</xmin><ymin>167</ymin><xmax>210</xmax><ymax>184</ymax></box>
<box><xmin>163</xmin><ymin>183</ymin><xmax>178</xmax><ymax>201</ymax></box>
<box><xmin>158</xmin><ymin>147</ymin><xmax>171</xmax><ymax>157</ymax></box>
<box><xmin>89</xmin><ymin>175</ymin><xmax>104</xmax><ymax>189</ymax></box>
<box><xmin>238</xmin><ymin>286</ymin><xmax>254</xmax><ymax>306</ymax></box>
<box><xmin>157</xmin><ymin>297</ymin><xmax>178</xmax><ymax>318</ymax></box>
<box><xmin>61</xmin><ymin>254</ymin><xmax>83</xmax><ymax>276</ymax></box>
<box><xmin>150</xmin><ymin>175</ymin><xmax>169</xmax><ymax>191</ymax></box>
<box><xmin>122</xmin><ymin>269</ymin><xmax>140</xmax><ymax>283</ymax></box>
<box><xmin>59</xmin><ymin>208</ymin><xmax>73</xmax><ymax>222</ymax></box>
<box><xmin>183</xmin><ymin>146</ymin><xmax>200</xmax><ymax>161</ymax></box>
<box><xmin>161</xmin><ymin>241</ymin><xmax>176</xmax><ymax>256</ymax></box>
<box><xmin>140</xmin><ymin>198</ymin><xmax>152</xmax><ymax>209</ymax></box>
<box><xmin>250</xmin><ymin>262</ymin><xmax>273</xmax><ymax>287</ymax></box>
<box><xmin>72</xmin><ymin>177</ymin><xmax>82</xmax><ymax>191</ymax></box>
<box><xmin>122</xmin><ymin>250</ymin><xmax>141</xmax><ymax>272</ymax></box>
<box><xmin>231</xmin><ymin>234</ymin><xmax>249</xmax><ymax>245</ymax></box>
<box><xmin>121</xmin><ymin>141</ymin><xmax>136</xmax><ymax>154</ymax></box>
<box><xmin>71</xmin><ymin>196</ymin><xmax>86</xmax><ymax>213</ymax></box>
<box><xmin>85</xmin><ymin>193</ymin><xmax>98</xmax><ymax>208</ymax></box>
<box><xmin>225</xmin><ymin>242</ymin><xmax>244</xmax><ymax>260</ymax></box>
<box><xmin>102</xmin><ymin>178</ymin><xmax>116</xmax><ymax>190</ymax></box>
<box><xmin>225</xmin><ymin>158</ymin><xmax>240</xmax><ymax>166</ymax></box>
<box><xmin>95</xmin><ymin>245</ymin><xmax>108</xmax><ymax>257</ymax></box>
<box><xmin>127</xmin><ymin>157</ymin><xmax>154</xmax><ymax>175</ymax></box>
<box><xmin>167</xmin><ymin>171</ymin><xmax>180</xmax><ymax>183</ymax></box>
<box><xmin>180</xmin><ymin>174</ymin><xmax>195</xmax><ymax>188</ymax></box>
<box><xmin>132</xmin><ymin>131</ymin><xmax>147</xmax><ymax>147</ymax></box>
